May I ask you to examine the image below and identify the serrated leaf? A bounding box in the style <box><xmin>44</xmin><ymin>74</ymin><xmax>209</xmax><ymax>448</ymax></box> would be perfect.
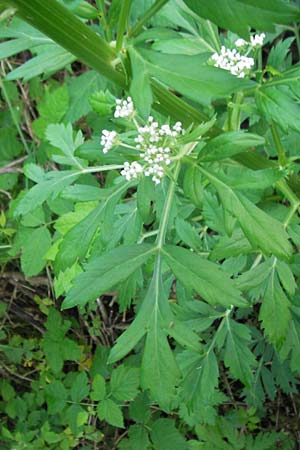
<box><xmin>90</xmin><ymin>374</ymin><xmax>106</xmax><ymax>401</ymax></box>
<box><xmin>70</xmin><ymin>372</ymin><xmax>89</xmax><ymax>402</ymax></box>
<box><xmin>222</xmin><ymin>318</ymin><xmax>256</xmax><ymax>386</ymax></box>
<box><xmin>260</xmin><ymin>268</ymin><xmax>291</xmax><ymax>347</ymax></box>
<box><xmin>45</xmin><ymin>381</ymin><xmax>67</xmax><ymax>414</ymax></box>
<box><xmin>97</xmin><ymin>398</ymin><xmax>124</xmax><ymax>428</ymax></box>
<box><xmin>110</xmin><ymin>365</ymin><xmax>140</xmax><ymax>401</ymax></box>
<box><xmin>211</xmin><ymin>229</ymin><xmax>252</xmax><ymax>260</ymax></box>
<box><xmin>256</xmin><ymin>86</ymin><xmax>300</xmax><ymax>133</ymax></box>
<box><xmin>199</xmin><ymin>166</ymin><xmax>293</xmax><ymax>260</ymax></box>
<box><xmin>6</xmin><ymin>45</ymin><xmax>75</xmax><ymax>81</ymax></box>
<box><xmin>175</xmin><ymin>217</ymin><xmax>202</xmax><ymax>251</ymax></box>
<box><xmin>142</xmin><ymin>49</ymin><xmax>254</xmax><ymax>106</ymax></box>
<box><xmin>55</xmin><ymin>182</ymin><xmax>129</xmax><ymax>270</ymax></box>
<box><xmin>184</xmin><ymin>0</ymin><xmax>299</xmax><ymax>39</ymax></box>
<box><xmin>88</xmin><ymin>89</ymin><xmax>114</xmax><ymax>116</ymax></box>
<box><xmin>14</xmin><ymin>170</ymin><xmax>81</xmax><ymax>216</ymax></box>
<box><xmin>21</xmin><ymin>226</ymin><xmax>51</xmax><ymax>276</ymax></box>
<box><xmin>151</xmin><ymin>419</ymin><xmax>186</xmax><ymax>450</ymax></box>
<box><xmin>199</xmin><ymin>131</ymin><xmax>265</xmax><ymax>162</ymax></box>
<box><xmin>118</xmin><ymin>425</ymin><xmax>150</xmax><ymax>450</ymax></box>
<box><xmin>46</xmin><ymin>123</ymin><xmax>84</xmax><ymax>168</ymax></box>
<box><xmin>177</xmin><ymin>349</ymin><xmax>219</xmax><ymax>407</ymax></box>
<box><xmin>129</xmin><ymin>47</ymin><xmax>153</xmax><ymax>118</ymax></box>
<box><xmin>162</xmin><ymin>245</ymin><xmax>246</xmax><ymax>307</ymax></box>
<box><xmin>67</xmin><ymin>70</ymin><xmax>107</xmax><ymax>122</ymax></box>
<box><xmin>62</xmin><ymin>244</ymin><xmax>155</xmax><ymax>309</ymax></box>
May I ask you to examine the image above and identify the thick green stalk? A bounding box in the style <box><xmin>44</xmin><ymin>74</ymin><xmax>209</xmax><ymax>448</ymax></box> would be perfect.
<box><xmin>270</xmin><ymin>121</ymin><xmax>288</xmax><ymax>167</ymax></box>
<box><xmin>4</xmin><ymin>0</ymin><xmax>126</xmax><ymax>86</ymax></box>
<box><xmin>116</xmin><ymin>0</ymin><xmax>132</xmax><ymax>52</ymax></box>
<box><xmin>156</xmin><ymin>161</ymin><xmax>181</xmax><ymax>249</ymax></box>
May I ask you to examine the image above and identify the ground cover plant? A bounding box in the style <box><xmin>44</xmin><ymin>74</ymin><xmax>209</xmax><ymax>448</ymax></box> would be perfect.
<box><xmin>1</xmin><ymin>0</ymin><xmax>300</xmax><ymax>448</ymax></box>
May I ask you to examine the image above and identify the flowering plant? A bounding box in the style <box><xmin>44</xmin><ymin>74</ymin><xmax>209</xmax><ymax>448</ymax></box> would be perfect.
<box><xmin>2</xmin><ymin>0</ymin><xmax>300</xmax><ymax>446</ymax></box>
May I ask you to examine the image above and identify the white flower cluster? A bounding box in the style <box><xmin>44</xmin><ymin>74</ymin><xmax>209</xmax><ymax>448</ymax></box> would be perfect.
<box><xmin>235</xmin><ymin>33</ymin><xmax>265</xmax><ymax>48</ymax></box>
<box><xmin>100</xmin><ymin>98</ymin><xmax>184</xmax><ymax>184</ymax></box>
<box><xmin>121</xmin><ymin>161</ymin><xmax>143</xmax><ymax>181</ymax></box>
<box><xmin>134</xmin><ymin>116</ymin><xmax>183</xmax><ymax>184</ymax></box>
<box><xmin>250</xmin><ymin>33</ymin><xmax>265</xmax><ymax>47</ymax></box>
<box><xmin>212</xmin><ymin>33</ymin><xmax>265</xmax><ymax>78</ymax></box>
<box><xmin>114</xmin><ymin>96</ymin><xmax>134</xmax><ymax>118</ymax></box>
<box><xmin>212</xmin><ymin>46</ymin><xmax>254</xmax><ymax>78</ymax></box>
<box><xmin>100</xmin><ymin>129</ymin><xmax>118</xmax><ymax>153</ymax></box>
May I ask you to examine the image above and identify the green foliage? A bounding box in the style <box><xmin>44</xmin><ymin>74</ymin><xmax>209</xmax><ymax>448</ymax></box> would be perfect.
<box><xmin>1</xmin><ymin>0</ymin><xmax>300</xmax><ymax>448</ymax></box>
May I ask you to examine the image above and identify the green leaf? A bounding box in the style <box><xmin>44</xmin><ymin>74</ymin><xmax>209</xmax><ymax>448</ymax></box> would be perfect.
<box><xmin>119</xmin><ymin>425</ymin><xmax>150</xmax><ymax>450</ymax></box>
<box><xmin>5</xmin><ymin>0</ymin><xmax>125</xmax><ymax>86</ymax></box>
<box><xmin>55</xmin><ymin>182</ymin><xmax>129</xmax><ymax>270</ymax></box>
<box><xmin>177</xmin><ymin>349</ymin><xmax>219</xmax><ymax>408</ymax></box>
<box><xmin>67</xmin><ymin>71</ymin><xmax>108</xmax><ymax>122</ymax></box>
<box><xmin>70</xmin><ymin>372</ymin><xmax>89</xmax><ymax>402</ymax></box>
<box><xmin>46</xmin><ymin>123</ymin><xmax>84</xmax><ymax>168</ymax></box>
<box><xmin>184</xmin><ymin>0</ymin><xmax>299</xmax><ymax>39</ymax></box>
<box><xmin>62</xmin><ymin>244</ymin><xmax>155</xmax><ymax>309</ymax></box>
<box><xmin>198</xmin><ymin>131</ymin><xmax>265</xmax><ymax>162</ymax></box>
<box><xmin>142</xmin><ymin>321</ymin><xmax>180</xmax><ymax>409</ymax></box>
<box><xmin>110</xmin><ymin>365</ymin><xmax>140</xmax><ymax>401</ymax></box>
<box><xmin>6</xmin><ymin>45</ymin><xmax>76</xmax><ymax>81</ymax></box>
<box><xmin>14</xmin><ymin>170</ymin><xmax>81</xmax><ymax>216</ymax></box>
<box><xmin>256</xmin><ymin>86</ymin><xmax>300</xmax><ymax>133</ymax></box>
<box><xmin>150</xmin><ymin>418</ymin><xmax>186</xmax><ymax>450</ymax></box>
<box><xmin>88</xmin><ymin>89</ymin><xmax>114</xmax><ymax>116</ymax></box>
<box><xmin>183</xmin><ymin>164</ymin><xmax>203</xmax><ymax>208</ymax></box>
<box><xmin>279</xmin><ymin>314</ymin><xmax>300</xmax><ymax>374</ymax></box>
<box><xmin>260</xmin><ymin>268</ymin><xmax>291</xmax><ymax>347</ymax></box>
<box><xmin>175</xmin><ymin>217</ymin><xmax>202</xmax><ymax>252</ymax></box>
<box><xmin>137</xmin><ymin>176</ymin><xmax>155</xmax><ymax>223</ymax></box>
<box><xmin>199</xmin><ymin>166</ymin><xmax>293</xmax><ymax>260</ymax></box>
<box><xmin>32</xmin><ymin>85</ymin><xmax>69</xmax><ymax>138</ymax></box>
<box><xmin>162</xmin><ymin>245</ymin><xmax>246</xmax><ymax>307</ymax></box>
<box><xmin>45</xmin><ymin>381</ymin><xmax>67</xmax><ymax>414</ymax></box>
<box><xmin>97</xmin><ymin>398</ymin><xmax>124</xmax><ymax>428</ymax></box>
<box><xmin>222</xmin><ymin>318</ymin><xmax>256</xmax><ymax>386</ymax></box>
<box><xmin>210</xmin><ymin>229</ymin><xmax>252</xmax><ymax>260</ymax></box>
<box><xmin>142</xmin><ymin>49</ymin><xmax>254</xmax><ymax>106</ymax></box>
<box><xmin>129</xmin><ymin>46</ymin><xmax>153</xmax><ymax>118</ymax></box>
<box><xmin>21</xmin><ymin>226</ymin><xmax>51</xmax><ymax>276</ymax></box>
<box><xmin>90</xmin><ymin>374</ymin><xmax>106</xmax><ymax>401</ymax></box>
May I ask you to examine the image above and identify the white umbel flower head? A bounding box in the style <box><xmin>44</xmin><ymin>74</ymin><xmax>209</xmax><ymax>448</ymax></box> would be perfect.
<box><xmin>100</xmin><ymin>129</ymin><xmax>118</xmax><ymax>153</ymax></box>
<box><xmin>114</xmin><ymin>96</ymin><xmax>134</xmax><ymax>118</ymax></box>
<box><xmin>235</xmin><ymin>38</ymin><xmax>247</xmax><ymax>48</ymax></box>
<box><xmin>121</xmin><ymin>161</ymin><xmax>143</xmax><ymax>181</ymax></box>
<box><xmin>250</xmin><ymin>33</ymin><xmax>265</xmax><ymax>47</ymax></box>
<box><xmin>212</xmin><ymin>45</ymin><xmax>255</xmax><ymax>78</ymax></box>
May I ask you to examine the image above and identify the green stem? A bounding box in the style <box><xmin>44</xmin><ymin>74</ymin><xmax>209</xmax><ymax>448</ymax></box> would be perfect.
<box><xmin>129</xmin><ymin>0</ymin><xmax>169</xmax><ymax>37</ymax></box>
<box><xmin>156</xmin><ymin>161</ymin><xmax>181</xmax><ymax>249</ymax></box>
<box><xmin>7</xmin><ymin>0</ymin><xmax>126</xmax><ymax>87</ymax></box>
<box><xmin>270</xmin><ymin>121</ymin><xmax>288</xmax><ymax>167</ymax></box>
<box><xmin>227</xmin><ymin>91</ymin><xmax>244</xmax><ymax>131</ymax></box>
<box><xmin>0</xmin><ymin>79</ymin><xmax>31</xmax><ymax>155</ymax></box>
<box><xmin>293</xmin><ymin>22</ymin><xmax>300</xmax><ymax>61</ymax></box>
<box><xmin>116</xmin><ymin>0</ymin><xmax>132</xmax><ymax>52</ymax></box>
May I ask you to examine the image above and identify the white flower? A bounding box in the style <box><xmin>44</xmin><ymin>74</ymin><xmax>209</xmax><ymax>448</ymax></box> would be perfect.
<box><xmin>121</xmin><ymin>161</ymin><xmax>143</xmax><ymax>181</ymax></box>
<box><xmin>250</xmin><ymin>33</ymin><xmax>265</xmax><ymax>47</ymax></box>
<box><xmin>114</xmin><ymin>96</ymin><xmax>134</xmax><ymax>118</ymax></box>
<box><xmin>235</xmin><ymin>38</ymin><xmax>247</xmax><ymax>47</ymax></box>
<box><xmin>100</xmin><ymin>129</ymin><xmax>117</xmax><ymax>153</ymax></box>
<box><xmin>212</xmin><ymin>45</ymin><xmax>255</xmax><ymax>78</ymax></box>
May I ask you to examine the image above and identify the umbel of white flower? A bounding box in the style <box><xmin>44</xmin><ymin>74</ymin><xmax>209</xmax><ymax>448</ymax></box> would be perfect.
<box><xmin>100</xmin><ymin>98</ymin><xmax>184</xmax><ymax>184</ymax></box>
<box><xmin>211</xmin><ymin>33</ymin><xmax>265</xmax><ymax>78</ymax></box>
